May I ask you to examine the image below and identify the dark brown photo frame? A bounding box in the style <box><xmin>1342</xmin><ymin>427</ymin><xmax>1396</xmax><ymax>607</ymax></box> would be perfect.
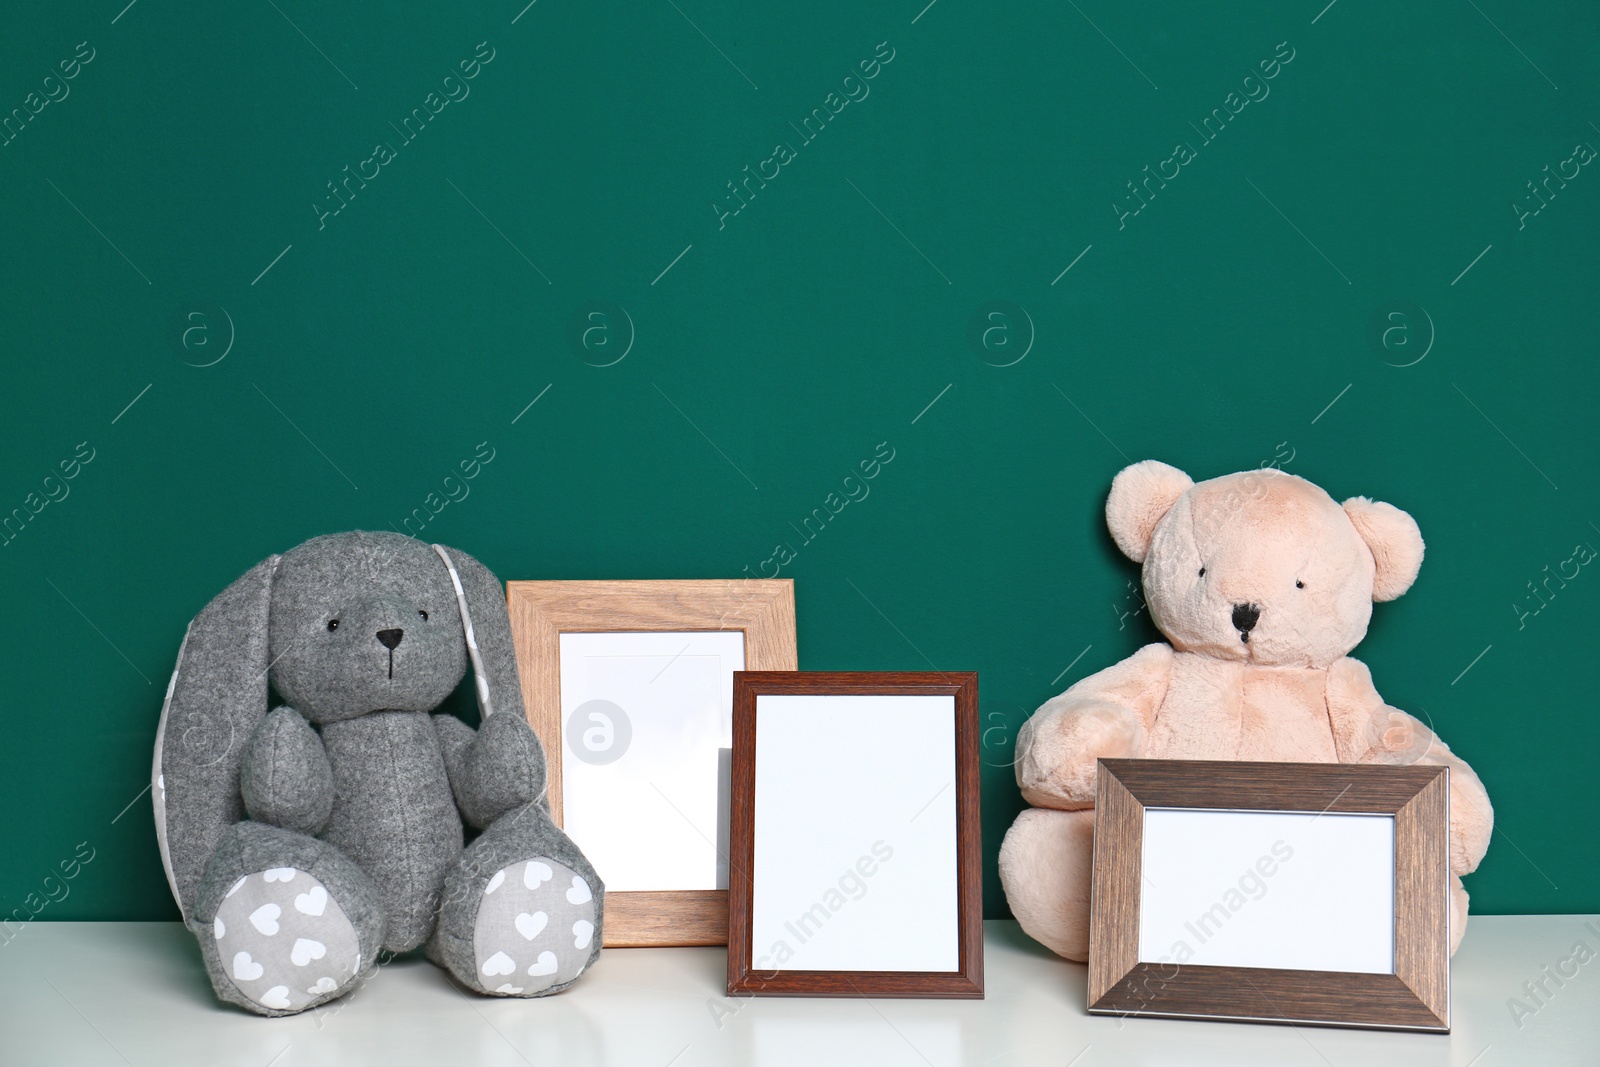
<box><xmin>1088</xmin><ymin>759</ymin><xmax>1451</xmax><ymax>1032</ymax></box>
<box><xmin>727</xmin><ymin>671</ymin><xmax>984</xmax><ymax>998</ymax></box>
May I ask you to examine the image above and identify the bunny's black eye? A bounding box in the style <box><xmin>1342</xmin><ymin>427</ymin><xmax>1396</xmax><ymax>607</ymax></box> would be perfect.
<box><xmin>1198</xmin><ymin>567</ymin><xmax>1206</xmax><ymax>578</ymax></box>
<box><xmin>1295</xmin><ymin>580</ymin><xmax>1305</xmax><ymax>589</ymax></box>
<box><xmin>327</xmin><ymin>619</ymin><xmax>340</xmax><ymax>632</ymax></box>
<box><xmin>417</xmin><ymin>609</ymin><xmax>429</xmax><ymax>621</ymax></box>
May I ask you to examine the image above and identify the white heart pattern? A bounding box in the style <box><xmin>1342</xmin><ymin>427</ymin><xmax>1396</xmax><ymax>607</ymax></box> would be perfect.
<box><xmin>249</xmin><ymin>903</ymin><xmax>281</xmax><ymax>936</ymax></box>
<box><xmin>527</xmin><ymin>951</ymin><xmax>558</xmax><ymax>977</ymax></box>
<box><xmin>495</xmin><ymin>983</ymin><xmax>524</xmax><ymax>994</ymax></box>
<box><xmin>291</xmin><ymin>938</ymin><xmax>327</xmax><ymax>966</ymax></box>
<box><xmin>226</xmin><ymin>877</ymin><xmax>246</xmax><ymax>898</ymax></box>
<box><xmin>263</xmin><ymin>868</ymin><xmax>297</xmax><ymax>883</ymax></box>
<box><xmin>573</xmin><ymin>919</ymin><xmax>594</xmax><ymax>950</ymax></box>
<box><xmin>232</xmin><ymin>951</ymin><xmax>264</xmax><ymax>981</ymax></box>
<box><xmin>523</xmin><ymin>861</ymin><xmax>552</xmax><ymax>889</ymax></box>
<box><xmin>484</xmin><ymin>869</ymin><xmax>506</xmax><ymax>895</ymax></box>
<box><xmin>259</xmin><ymin>986</ymin><xmax>291</xmax><ymax>1010</ymax></box>
<box><xmin>308</xmin><ymin>976</ymin><xmax>338</xmax><ymax>995</ymax></box>
<box><xmin>213</xmin><ymin>917</ymin><xmax>226</xmax><ymax>939</ymax></box>
<box><xmin>481</xmin><ymin>951</ymin><xmax>516</xmax><ymax>977</ymax></box>
<box><xmin>566</xmin><ymin>876</ymin><xmax>592</xmax><ymax>905</ymax></box>
<box><xmin>515</xmin><ymin>911</ymin><xmax>548</xmax><ymax>941</ymax></box>
<box><xmin>294</xmin><ymin>886</ymin><xmax>328</xmax><ymax>916</ymax></box>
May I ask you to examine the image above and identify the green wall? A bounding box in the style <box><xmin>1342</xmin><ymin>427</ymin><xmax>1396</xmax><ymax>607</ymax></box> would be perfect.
<box><xmin>2</xmin><ymin>0</ymin><xmax>1595</xmax><ymax>926</ymax></box>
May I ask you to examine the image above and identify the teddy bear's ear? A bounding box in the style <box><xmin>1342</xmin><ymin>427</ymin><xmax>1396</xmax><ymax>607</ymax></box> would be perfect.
<box><xmin>1106</xmin><ymin>460</ymin><xmax>1193</xmax><ymax>562</ymax></box>
<box><xmin>1342</xmin><ymin>497</ymin><xmax>1425</xmax><ymax>601</ymax></box>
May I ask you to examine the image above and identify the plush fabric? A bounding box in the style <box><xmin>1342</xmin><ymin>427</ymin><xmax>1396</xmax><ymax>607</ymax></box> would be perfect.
<box><xmin>434</xmin><ymin>709</ymin><xmax>548</xmax><ymax>830</ymax></box>
<box><xmin>153</xmin><ymin>532</ymin><xmax>604</xmax><ymax>1016</ymax></box>
<box><xmin>153</xmin><ymin>556</ymin><xmax>278</xmax><ymax>918</ymax></box>
<box><xmin>208</xmin><ymin>865</ymin><xmax>363</xmax><ymax>1015</ymax></box>
<box><xmin>319</xmin><ymin>710</ymin><xmax>465</xmax><ymax>952</ymax></box>
<box><xmin>240</xmin><ymin>708</ymin><xmax>334</xmax><ymax>836</ymax></box>
<box><xmin>1001</xmin><ymin>462</ymin><xmax>1493</xmax><ymax>961</ymax></box>
<box><xmin>266</xmin><ymin>538</ymin><xmax>469</xmax><ymax>721</ymax></box>
<box><xmin>192</xmin><ymin>821</ymin><xmax>383</xmax><ymax>1018</ymax></box>
<box><xmin>427</xmin><ymin>801</ymin><xmax>605</xmax><ymax>996</ymax></box>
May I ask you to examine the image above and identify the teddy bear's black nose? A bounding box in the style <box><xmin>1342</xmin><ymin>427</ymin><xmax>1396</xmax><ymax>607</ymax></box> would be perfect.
<box><xmin>1231</xmin><ymin>603</ymin><xmax>1260</xmax><ymax>639</ymax></box>
<box><xmin>375</xmin><ymin>628</ymin><xmax>404</xmax><ymax>650</ymax></box>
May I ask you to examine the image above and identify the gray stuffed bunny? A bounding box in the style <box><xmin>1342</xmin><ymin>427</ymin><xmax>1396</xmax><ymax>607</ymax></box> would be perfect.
<box><xmin>151</xmin><ymin>532</ymin><xmax>603</xmax><ymax>1016</ymax></box>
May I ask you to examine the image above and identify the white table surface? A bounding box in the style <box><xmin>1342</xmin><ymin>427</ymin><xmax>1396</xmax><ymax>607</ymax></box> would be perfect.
<box><xmin>1</xmin><ymin>918</ymin><xmax>1595</xmax><ymax>1066</ymax></box>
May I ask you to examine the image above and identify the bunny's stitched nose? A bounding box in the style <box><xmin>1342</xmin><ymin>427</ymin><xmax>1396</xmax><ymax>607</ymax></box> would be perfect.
<box><xmin>1231</xmin><ymin>603</ymin><xmax>1260</xmax><ymax>641</ymax></box>
<box><xmin>375</xmin><ymin>628</ymin><xmax>404</xmax><ymax>650</ymax></box>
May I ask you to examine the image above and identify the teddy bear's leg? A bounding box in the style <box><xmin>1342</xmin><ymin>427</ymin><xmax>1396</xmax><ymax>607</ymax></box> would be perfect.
<box><xmin>999</xmin><ymin>807</ymin><xmax>1097</xmax><ymax>962</ymax></box>
<box><xmin>429</xmin><ymin>801</ymin><xmax>603</xmax><ymax>997</ymax></box>
<box><xmin>190</xmin><ymin>821</ymin><xmax>386</xmax><ymax>1017</ymax></box>
<box><xmin>1449</xmin><ymin>873</ymin><xmax>1469</xmax><ymax>956</ymax></box>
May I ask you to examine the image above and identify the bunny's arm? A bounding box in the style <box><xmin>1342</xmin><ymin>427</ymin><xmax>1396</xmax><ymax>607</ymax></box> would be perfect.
<box><xmin>239</xmin><ymin>706</ymin><xmax>335</xmax><ymax>836</ymax></box>
<box><xmin>1326</xmin><ymin>657</ymin><xmax>1493</xmax><ymax>875</ymax></box>
<box><xmin>433</xmin><ymin>712</ymin><xmax>548</xmax><ymax>830</ymax></box>
<box><xmin>1014</xmin><ymin>642</ymin><xmax>1173</xmax><ymax>810</ymax></box>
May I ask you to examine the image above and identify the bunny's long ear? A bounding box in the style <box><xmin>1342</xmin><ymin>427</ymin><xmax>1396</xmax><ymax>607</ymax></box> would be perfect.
<box><xmin>152</xmin><ymin>555</ymin><xmax>280</xmax><ymax>922</ymax></box>
<box><xmin>432</xmin><ymin>544</ymin><xmax>526</xmax><ymax>723</ymax></box>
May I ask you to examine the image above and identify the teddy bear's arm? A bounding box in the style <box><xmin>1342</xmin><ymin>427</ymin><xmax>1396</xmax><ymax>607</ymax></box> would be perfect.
<box><xmin>432</xmin><ymin>711</ymin><xmax>549</xmax><ymax>830</ymax></box>
<box><xmin>1326</xmin><ymin>657</ymin><xmax>1445</xmax><ymax>764</ymax></box>
<box><xmin>239</xmin><ymin>706</ymin><xmax>335</xmax><ymax>836</ymax></box>
<box><xmin>1326</xmin><ymin>657</ymin><xmax>1493</xmax><ymax>875</ymax></box>
<box><xmin>1325</xmin><ymin>657</ymin><xmax>1396</xmax><ymax>763</ymax></box>
<box><xmin>1013</xmin><ymin>642</ymin><xmax>1173</xmax><ymax>810</ymax></box>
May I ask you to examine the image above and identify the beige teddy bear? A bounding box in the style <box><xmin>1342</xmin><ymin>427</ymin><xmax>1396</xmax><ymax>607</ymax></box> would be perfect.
<box><xmin>1000</xmin><ymin>460</ymin><xmax>1493</xmax><ymax>961</ymax></box>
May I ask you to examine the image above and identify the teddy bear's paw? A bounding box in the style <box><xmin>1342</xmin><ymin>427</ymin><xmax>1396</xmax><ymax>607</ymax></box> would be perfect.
<box><xmin>469</xmin><ymin>859</ymin><xmax>599</xmax><ymax>996</ymax></box>
<box><xmin>1017</xmin><ymin>699</ymin><xmax>1143</xmax><ymax>807</ymax></box>
<box><xmin>212</xmin><ymin>868</ymin><xmax>363</xmax><ymax>1014</ymax></box>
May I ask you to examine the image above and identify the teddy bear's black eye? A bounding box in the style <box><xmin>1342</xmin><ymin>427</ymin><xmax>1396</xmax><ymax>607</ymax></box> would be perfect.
<box><xmin>417</xmin><ymin>609</ymin><xmax>429</xmax><ymax>621</ymax></box>
<box><xmin>1295</xmin><ymin>580</ymin><xmax>1305</xmax><ymax>589</ymax></box>
<box><xmin>1198</xmin><ymin>567</ymin><xmax>1206</xmax><ymax>578</ymax></box>
<box><xmin>327</xmin><ymin>619</ymin><xmax>340</xmax><ymax>632</ymax></box>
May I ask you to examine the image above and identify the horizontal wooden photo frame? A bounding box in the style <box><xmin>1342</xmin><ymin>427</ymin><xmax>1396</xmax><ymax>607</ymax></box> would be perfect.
<box><xmin>727</xmin><ymin>671</ymin><xmax>983</xmax><ymax>998</ymax></box>
<box><xmin>506</xmin><ymin>579</ymin><xmax>796</xmax><ymax>947</ymax></box>
<box><xmin>1088</xmin><ymin>759</ymin><xmax>1451</xmax><ymax>1032</ymax></box>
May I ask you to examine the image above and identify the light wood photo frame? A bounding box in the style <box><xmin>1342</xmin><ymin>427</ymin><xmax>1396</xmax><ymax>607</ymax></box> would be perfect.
<box><xmin>726</xmin><ymin>671</ymin><xmax>984</xmax><ymax>998</ymax></box>
<box><xmin>506</xmin><ymin>579</ymin><xmax>796</xmax><ymax>947</ymax></box>
<box><xmin>1088</xmin><ymin>758</ymin><xmax>1451</xmax><ymax>1032</ymax></box>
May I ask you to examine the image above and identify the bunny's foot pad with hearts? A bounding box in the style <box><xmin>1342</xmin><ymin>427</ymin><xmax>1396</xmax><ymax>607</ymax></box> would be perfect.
<box><xmin>211</xmin><ymin>868</ymin><xmax>363</xmax><ymax>1014</ymax></box>
<box><xmin>469</xmin><ymin>859</ymin><xmax>598</xmax><ymax>996</ymax></box>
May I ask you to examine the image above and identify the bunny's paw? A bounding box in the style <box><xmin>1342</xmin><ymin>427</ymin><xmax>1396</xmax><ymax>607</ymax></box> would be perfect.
<box><xmin>468</xmin><ymin>858</ymin><xmax>598</xmax><ymax>995</ymax></box>
<box><xmin>212</xmin><ymin>868</ymin><xmax>363</xmax><ymax>1014</ymax></box>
